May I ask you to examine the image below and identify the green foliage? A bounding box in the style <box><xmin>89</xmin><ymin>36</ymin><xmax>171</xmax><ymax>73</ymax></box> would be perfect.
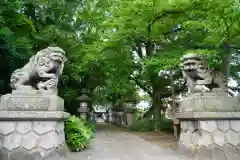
<box><xmin>2</xmin><ymin>0</ymin><xmax>240</xmax><ymax>117</ymax></box>
<box><xmin>128</xmin><ymin>113</ymin><xmax>173</xmax><ymax>132</ymax></box>
<box><xmin>65</xmin><ymin>116</ymin><xmax>94</xmax><ymax>151</ymax></box>
<box><xmin>86</xmin><ymin>120</ymin><xmax>97</xmax><ymax>133</ymax></box>
<box><xmin>128</xmin><ymin>117</ymin><xmax>154</xmax><ymax>132</ymax></box>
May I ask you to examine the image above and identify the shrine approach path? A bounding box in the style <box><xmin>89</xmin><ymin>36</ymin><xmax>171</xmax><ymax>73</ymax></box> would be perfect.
<box><xmin>66</xmin><ymin>123</ymin><xmax>192</xmax><ymax>160</ymax></box>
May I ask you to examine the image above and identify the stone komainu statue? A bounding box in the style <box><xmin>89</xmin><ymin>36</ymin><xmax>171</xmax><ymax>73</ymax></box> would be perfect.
<box><xmin>180</xmin><ymin>53</ymin><xmax>227</xmax><ymax>94</ymax></box>
<box><xmin>10</xmin><ymin>46</ymin><xmax>67</xmax><ymax>93</ymax></box>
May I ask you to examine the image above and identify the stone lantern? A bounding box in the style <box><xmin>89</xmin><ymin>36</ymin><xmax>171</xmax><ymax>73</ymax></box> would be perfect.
<box><xmin>76</xmin><ymin>89</ymin><xmax>91</xmax><ymax>120</ymax></box>
<box><xmin>123</xmin><ymin>96</ymin><xmax>136</xmax><ymax>126</ymax></box>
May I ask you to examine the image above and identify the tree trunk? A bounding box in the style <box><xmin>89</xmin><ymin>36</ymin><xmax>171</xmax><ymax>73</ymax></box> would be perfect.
<box><xmin>220</xmin><ymin>44</ymin><xmax>232</xmax><ymax>83</ymax></box>
<box><xmin>152</xmin><ymin>86</ymin><xmax>161</xmax><ymax>132</ymax></box>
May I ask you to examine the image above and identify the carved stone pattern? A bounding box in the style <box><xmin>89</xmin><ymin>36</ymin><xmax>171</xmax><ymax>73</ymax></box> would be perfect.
<box><xmin>179</xmin><ymin>94</ymin><xmax>240</xmax><ymax>112</ymax></box>
<box><xmin>0</xmin><ymin>121</ymin><xmax>66</xmax><ymax>160</ymax></box>
<box><xmin>180</xmin><ymin>53</ymin><xmax>226</xmax><ymax>94</ymax></box>
<box><xmin>178</xmin><ymin>120</ymin><xmax>240</xmax><ymax>160</ymax></box>
<box><xmin>7</xmin><ymin>97</ymin><xmax>50</xmax><ymax>110</ymax></box>
<box><xmin>10</xmin><ymin>46</ymin><xmax>66</xmax><ymax>95</ymax></box>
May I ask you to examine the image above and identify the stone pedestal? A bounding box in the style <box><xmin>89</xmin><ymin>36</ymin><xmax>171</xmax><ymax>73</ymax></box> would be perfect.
<box><xmin>118</xmin><ymin>112</ymin><xmax>124</xmax><ymax>126</ymax></box>
<box><xmin>125</xmin><ymin>108</ymin><xmax>133</xmax><ymax>127</ymax></box>
<box><xmin>77</xmin><ymin>106</ymin><xmax>89</xmax><ymax>120</ymax></box>
<box><xmin>111</xmin><ymin>112</ymin><xmax>116</xmax><ymax>124</ymax></box>
<box><xmin>125</xmin><ymin>113</ymin><xmax>133</xmax><ymax>127</ymax></box>
<box><xmin>0</xmin><ymin>92</ymin><xmax>70</xmax><ymax>160</ymax></box>
<box><xmin>108</xmin><ymin>111</ymin><xmax>112</xmax><ymax>123</ymax></box>
<box><xmin>111</xmin><ymin>111</ymin><xmax>124</xmax><ymax>126</ymax></box>
<box><xmin>175</xmin><ymin>93</ymin><xmax>240</xmax><ymax>160</ymax></box>
<box><xmin>106</xmin><ymin>110</ymin><xmax>112</xmax><ymax>123</ymax></box>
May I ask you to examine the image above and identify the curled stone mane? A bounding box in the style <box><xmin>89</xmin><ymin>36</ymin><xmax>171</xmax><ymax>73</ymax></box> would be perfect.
<box><xmin>10</xmin><ymin>46</ymin><xmax>67</xmax><ymax>94</ymax></box>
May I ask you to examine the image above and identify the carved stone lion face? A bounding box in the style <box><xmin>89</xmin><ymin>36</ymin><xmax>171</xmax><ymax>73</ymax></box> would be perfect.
<box><xmin>35</xmin><ymin>47</ymin><xmax>66</xmax><ymax>74</ymax></box>
<box><xmin>180</xmin><ymin>53</ymin><xmax>206</xmax><ymax>78</ymax></box>
<box><xmin>47</xmin><ymin>47</ymin><xmax>66</xmax><ymax>63</ymax></box>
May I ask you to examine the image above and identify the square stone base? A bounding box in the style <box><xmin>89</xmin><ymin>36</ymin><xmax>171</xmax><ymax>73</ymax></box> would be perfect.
<box><xmin>178</xmin><ymin>119</ymin><xmax>240</xmax><ymax>160</ymax></box>
<box><xmin>0</xmin><ymin>94</ymin><xmax>64</xmax><ymax>111</ymax></box>
<box><xmin>0</xmin><ymin>118</ymin><xmax>68</xmax><ymax>160</ymax></box>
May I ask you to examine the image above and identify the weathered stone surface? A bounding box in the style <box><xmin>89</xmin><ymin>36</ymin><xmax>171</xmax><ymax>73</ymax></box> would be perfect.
<box><xmin>1</xmin><ymin>95</ymin><xmax>64</xmax><ymax>111</ymax></box>
<box><xmin>223</xmin><ymin>144</ymin><xmax>238</xmax><ymax>154</ymax></box>
<box><xmin>176</xmin><ymin>120</ymin><xmax>240</xmax><ymax>159</ymax></box>
<box><xmin>199</xmin><ymin>121</ymin><xmax>217</xmax><ymax>133</ymax></box>
<box><xmin>3</xmin><ymin>132</ymin><xmax>21</xmax><ymax>151</ymax></box>
<box><xmin>217</xmin><ymin>120</ymin><xmax>230</xmax><ymax>132</ymax></box>
<box><xmin>210</xmin><ymin>146</ymin><xmax>226</xmax><ymax>160</ymax></box>
<box><xmin>226</xmin><ymin>130</ymin><xmax>239</xmax><ymax>146</ymax></box>
<box><xmin>225</xmin><ymin>152</ymin><xmax>240</xmax><ymax>160</ymax></box>
<box><xmin>197</xmin><ymin>131</ymin><xmax>212</xmax><ymax>147</ymax></box>
<box><xmin>10</xmin><ymin>46</ymin><xmax>66</xmax><ymax>95</ymax></box>
<box><xmin>16</xmin><ymin>122</ymin><xmax>31</xmax><ymax>134</ymax></box>
<box><xmin>181</xmin><ymin>53</ymin><xmax>226</xmax><ymax>94</ymax></box>
<box><xmin>55</xmin><ymin>122</ymin><xmax>65</xmax><ymax>145</ymax></box>
<box><xmin>192</xmin><ymin>130</ymin><xmax>200</xmax><ymax>146</ymax></box>
<box><xmin>176</xmin><ymin>70</ymin><xmax>240</xmax><ymax>159</ymax></box>
<box><xmin>178</xmin><ymin>95</ymin><xmax>240</xmax><ymax>112</ymax></box>
<box><xmin>58</xmin><ymin>131</ymin><xmax>65</xmax><ymax>146</ymax></box>
<box><xmin>197</xmin><ymin>146</ymin><xmax>211</xmax><ymax>160</ymax></box>
<box><xmin>25</xmin><ymin>149</ymin><xmax>45</xmax><ymax>160</ymax></box>
<box><xmin>22</xmin><ymin>132</ymin><xmax>40</xmax><ymax>150</ymax></box>
<box><xmin>0</xmin><ymin>96</ymin><xmax>68</xmax><ymax>159</ymax></box>
<box><xmin>177</xmin><ymin>143</ymin><xmax>188</xmax><ymax>154</ymax></box>
<box><xmin>223</xmin><ymin>144</ymin><xmax>239</xmax><ymax>160</ymax></box>
<box><xmin>39</xmin><ymin>132</ymin><xmax>58</xmax><ymax>150</ymax></box>
<box><xmin>0</xmin><ymin>134</ymin><xmax>4</xmax><ymax>146</ymax></box>
<box><xmin>179</xmin><ymin>131</ymin><xmax>192</xmax><ymax>147</ymax></box>
<box><xmin>8</xmin><ymin>148</ymin><xmax>27</xmax><ymax>160</ymax></box>
<box><xmin>176</xmin><ymin>111</ymin><xmax>240</xmax><ymax>119</ymax></box>
<box><xmin>0</xmin><ymin>111</ymin><xmax>69</xmax><ymax>120</ymax></box>
<box><xmin>78</xmin><ymin>106</ymin><xmax>89</xmax><ymax>113</ymax></box>
<box><xmin>45</xmin><ymin>149</ymin><xmax>63</xmax><ymax>160</ymax></box>
<box><xmin>55</xmin><ymin>122</ymin><xmax>64</xmax><ymax>134</ymax></box>
<box><xmin>0</xmin><ymin>93</ymin><xmax>65</xmax><ymax>112</ymax></box>
<box><xmin>0</xmin><ymin>122</ymin><xmax>15</xmax><ymax>135</ymax></box>
<box><xmin>213</xmin><ymin>130</ymin><xmax>225</xmax><ymax>147</ymax></box>
<box><xmin>0</xmin><ymin>149</ymin><xmax>8</xmax><ymax>160</ymax></box>
<box><xmin>181</xmin><ymin>121</ymin><xmax>198</xmax><ymax>132</ymax></box>
<box><xmin>7</xmin><ymin>96</ymin><xmax>50</xmax><ymax>111</ymax></box>
<box><xmin>33</xmin><ymin>121</ymin><xmax>56</xmax><ymax>135</ymax></box>
<box><xmin>237</xmin><ymin>144</ymin><xmax>240</xmax><ymax>154</ymax></box>
<box><xmin>57</xmin><ymin>145</ymin><xmax>69</xmax><ymax>157</ymax></box>
<box><xmin>230</xmin><ymin>120</ymin><xmax>240</xmax><ymax>132</ymax></box>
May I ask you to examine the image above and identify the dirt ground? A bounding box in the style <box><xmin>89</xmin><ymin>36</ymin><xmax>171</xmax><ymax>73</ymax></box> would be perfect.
<box><xmin>126</xmin><ymin>130</ymin><xmax>178</xmax><ymax>150</ymax></box>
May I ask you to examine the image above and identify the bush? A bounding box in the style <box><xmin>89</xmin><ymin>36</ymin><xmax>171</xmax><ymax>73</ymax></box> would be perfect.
<box><xmin>160</xmin><ymin>119</ymin><xmax>174</xmax><ymax>132</ymax></box>
<box><xmin>85</xmin><ymin>120</ymin><xmax>96</xmax><ymax>135</ymax></box>
<box><xmin>128</xmin><ymin>113</ymin><xmax>154</xmax><ymax>132</ymax></box>
<box><xmin>128</xmin><ymin>118</ymin><xmax>154</xmax><ymax>132</ymax></box>
<box><xmin>128</xmin><ymin>113</ymin><xmax>174</xmax><ymax>132</ymax></box>
<box><xmin>65</xmin><ymin>116</ymin><xmax>94</xmax><ymax>151</ymax></box>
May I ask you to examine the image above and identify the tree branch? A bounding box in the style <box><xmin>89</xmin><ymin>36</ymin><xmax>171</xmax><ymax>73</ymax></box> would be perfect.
<box><xmin>147</xmin><ymin>10</ymin><xmax>185</xmax><ymax>35</ymax></box>
<box><xmin>130</xmin><ymin>76</ymin><xmax>153</xmax><ymax>96</ymax></box>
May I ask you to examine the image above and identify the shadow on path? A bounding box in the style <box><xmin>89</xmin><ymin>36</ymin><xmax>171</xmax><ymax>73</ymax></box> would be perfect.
<box><xmin>66</xmin><ymin>123</ymin><xmax>192</xmax><ymax>160</ymax></box>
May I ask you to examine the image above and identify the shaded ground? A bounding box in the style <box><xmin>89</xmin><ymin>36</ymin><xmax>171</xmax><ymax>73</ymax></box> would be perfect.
<box><xmin>66</xmin><ymin>123</ymin><xmax>192</xmax><ymax>160</ymax></box>
<box><xmin>127</xmin><ymin>130</ymin><xmax>178</xmax><ymax>150</ymax></box>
